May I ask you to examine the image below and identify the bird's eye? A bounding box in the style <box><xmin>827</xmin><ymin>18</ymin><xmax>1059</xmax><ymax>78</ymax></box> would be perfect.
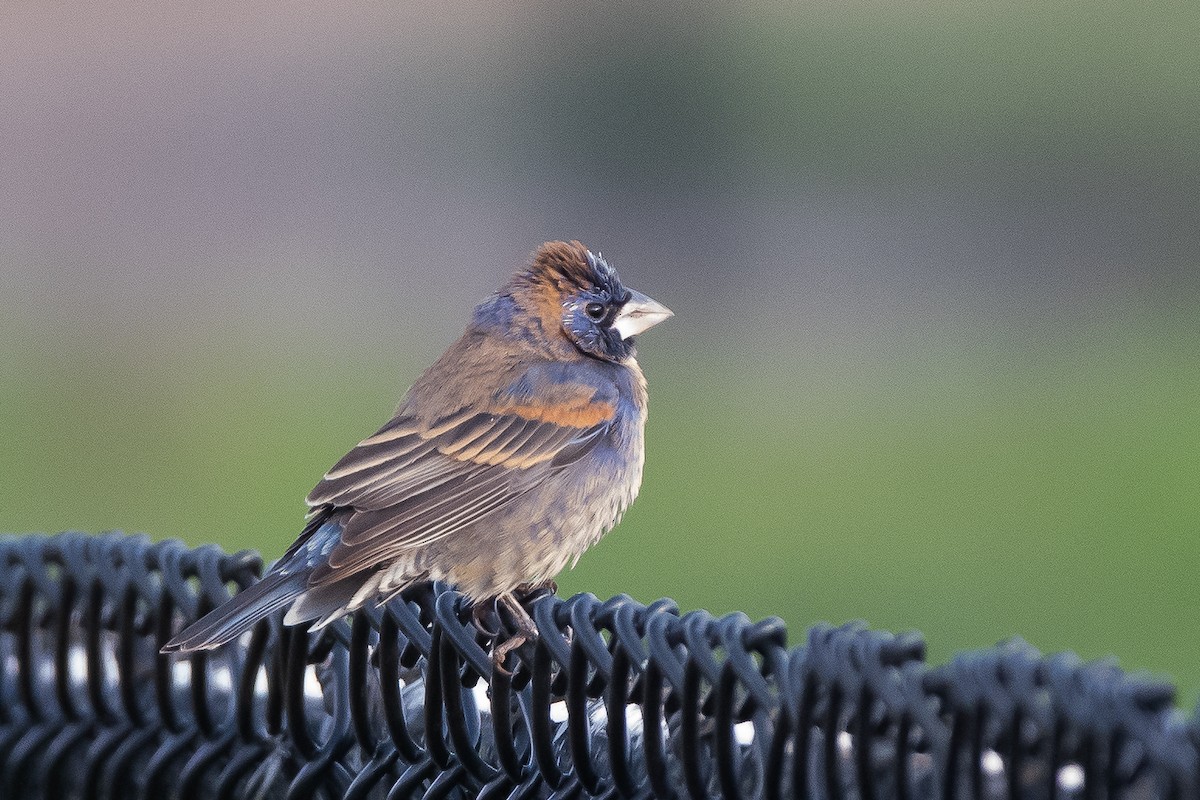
<box><xmin>585</xmin><ymin>302</ymin><xmax>606</xmax><ymax>320</ymax></box>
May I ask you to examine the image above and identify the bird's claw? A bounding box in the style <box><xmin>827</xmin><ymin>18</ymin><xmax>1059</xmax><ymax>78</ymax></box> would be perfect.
<box><xmin>472</xmin><ymin>600</ymin><xmax>502</xmax><ymax>638</ymax></box>
<box><xmin>491</xmin><ymin>633</ymin><xmax>531</xmax><ymax>675</ymax></box>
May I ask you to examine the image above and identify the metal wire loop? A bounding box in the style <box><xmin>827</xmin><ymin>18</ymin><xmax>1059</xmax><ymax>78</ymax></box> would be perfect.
<box><xmin>1</xmin><ymin>531</ymin><xmax>1197</xmax><ymax>800</ymax></box>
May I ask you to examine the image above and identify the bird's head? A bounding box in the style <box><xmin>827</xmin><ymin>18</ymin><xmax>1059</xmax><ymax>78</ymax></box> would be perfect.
<box><xmin>502</xmin><ymin>241</ymin><xmax>673</xmax><ymax>362</ymax></box>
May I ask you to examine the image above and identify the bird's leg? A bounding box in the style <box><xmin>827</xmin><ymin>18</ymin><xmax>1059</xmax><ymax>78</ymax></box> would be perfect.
<box><xmin>500</xmin><ymin>591</ymin><xmax>540</xmax><ymax>638</ymax></box>
<box><xmin>491</xmin><ymin>591</ymin><xmax>540</xmax><ymax>672</ymax></box>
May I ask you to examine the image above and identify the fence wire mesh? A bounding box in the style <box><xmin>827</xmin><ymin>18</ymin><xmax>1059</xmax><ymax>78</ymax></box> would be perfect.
<box><xmin>0</xmin><ymin>532</ymin><xmax>1195</xmax><ymax>800</ymax></box>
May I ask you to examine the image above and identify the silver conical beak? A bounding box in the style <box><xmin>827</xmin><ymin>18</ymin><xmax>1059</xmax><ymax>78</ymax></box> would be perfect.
<box><xmin>613</xmin><ymin>289</ymin><xmax>673</xmax><ymax>340</ymax></box>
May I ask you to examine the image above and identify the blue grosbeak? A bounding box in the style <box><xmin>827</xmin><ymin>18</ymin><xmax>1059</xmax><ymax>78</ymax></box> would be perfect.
<box><xmin>164</xmin><ymin>241</ymin><xmax>671</xmax><ymax>656</ymax></box>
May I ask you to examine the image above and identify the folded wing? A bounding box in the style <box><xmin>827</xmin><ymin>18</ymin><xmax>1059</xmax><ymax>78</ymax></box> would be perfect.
<box><xmin>303</xmin><ymin>375</ymin><xmax>618</xmax><ymax>587</ymax></box>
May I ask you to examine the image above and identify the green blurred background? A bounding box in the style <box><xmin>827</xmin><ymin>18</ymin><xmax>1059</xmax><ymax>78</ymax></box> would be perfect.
<box><xmin>2</xmin><ymin>2</ymin><xmax>1197</xmax><ymax>701</ymax></box>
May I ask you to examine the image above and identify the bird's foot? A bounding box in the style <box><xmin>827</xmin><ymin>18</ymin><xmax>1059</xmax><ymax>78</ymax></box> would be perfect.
<box><xmin>471</xmin><ymin>599</ymin><xmax>502</xmax><ymax>638</ymax></box>
<box><xmin>491</xmin><ymin>632</ymin><xmax>531</xmax><ymax>674</ymax></box>
<box><xmin>490</xmin><ymin>591</ymin><xmax>541</xmax><ymax>675</ymax></box>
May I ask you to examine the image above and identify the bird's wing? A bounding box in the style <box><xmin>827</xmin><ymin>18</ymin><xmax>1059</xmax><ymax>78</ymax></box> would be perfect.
<box><xmin>302</xmin><ymin>367</ymin><xmax>618</xmax><ymax>585</ymax></box>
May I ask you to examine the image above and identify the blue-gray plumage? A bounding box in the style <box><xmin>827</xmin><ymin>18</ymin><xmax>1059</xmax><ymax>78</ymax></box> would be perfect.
<box><xmin>163</xmin><ymin>241</ymin><xmax>672</xmax><ymax>655</ymax></box>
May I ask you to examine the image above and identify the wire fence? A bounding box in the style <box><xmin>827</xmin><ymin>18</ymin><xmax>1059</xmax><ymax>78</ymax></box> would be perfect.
<box><xmin>0</xmin><ymin>531</ymin><xmax>1195</xmax><ymax>800</ymax></box>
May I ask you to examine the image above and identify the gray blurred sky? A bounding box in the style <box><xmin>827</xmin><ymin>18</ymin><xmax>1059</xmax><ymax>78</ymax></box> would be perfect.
<box><xmin>3</xmin><ymin>1</ymin><xmax>1197</xmax><ymax>360</ymax></box>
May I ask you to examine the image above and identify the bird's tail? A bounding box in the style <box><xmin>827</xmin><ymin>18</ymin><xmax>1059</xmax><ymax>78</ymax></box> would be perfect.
<box><xmin>160</xmin><ymin>570</ymin><xmax>307</xmax><ymax>653</ymax></box>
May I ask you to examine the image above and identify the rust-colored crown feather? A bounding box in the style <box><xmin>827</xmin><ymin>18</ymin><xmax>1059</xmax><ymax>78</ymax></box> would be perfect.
<box><xmin>518</xmin><ymin>241</ymin><xmax>619</xmax><ymax>294</ymax></box>
<box><xmin>526</xmin><ymin>240</ymin><xmax>592</xmax><ymax>287</ymax></box>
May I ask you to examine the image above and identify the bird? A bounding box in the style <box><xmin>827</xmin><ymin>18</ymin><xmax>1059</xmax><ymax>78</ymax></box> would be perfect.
<box><xmin>163</xmin><ymin>241</ymin><xmax>672</xmax><ymax>662</ymax></box>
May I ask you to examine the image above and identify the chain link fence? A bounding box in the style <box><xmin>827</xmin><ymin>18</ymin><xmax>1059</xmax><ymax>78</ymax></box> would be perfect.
<box><xmin>1</xmin><ymin>532</ymin><xmax>1195</xmax><ymax>799</ymax></box>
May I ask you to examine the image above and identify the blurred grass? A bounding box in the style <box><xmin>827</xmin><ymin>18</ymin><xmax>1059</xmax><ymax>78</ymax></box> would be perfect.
<box><xmin>2</xmin><ymin>300</ymin><xmax>1197</xmax><ymax>703</ymax></box>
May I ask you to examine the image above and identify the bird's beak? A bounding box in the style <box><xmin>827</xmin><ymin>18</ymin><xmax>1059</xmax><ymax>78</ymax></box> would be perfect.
<box><xmin>613</xmin><ymin>289</ymin><xmax>673</xmax><ymax>340</ymax></box>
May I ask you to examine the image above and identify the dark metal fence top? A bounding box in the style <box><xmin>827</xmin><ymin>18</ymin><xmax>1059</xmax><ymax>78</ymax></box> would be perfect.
<box><xmin>0</xmin><ymin>531</ymin><xmax>1196</xmax><ymax>800</ymax></box>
